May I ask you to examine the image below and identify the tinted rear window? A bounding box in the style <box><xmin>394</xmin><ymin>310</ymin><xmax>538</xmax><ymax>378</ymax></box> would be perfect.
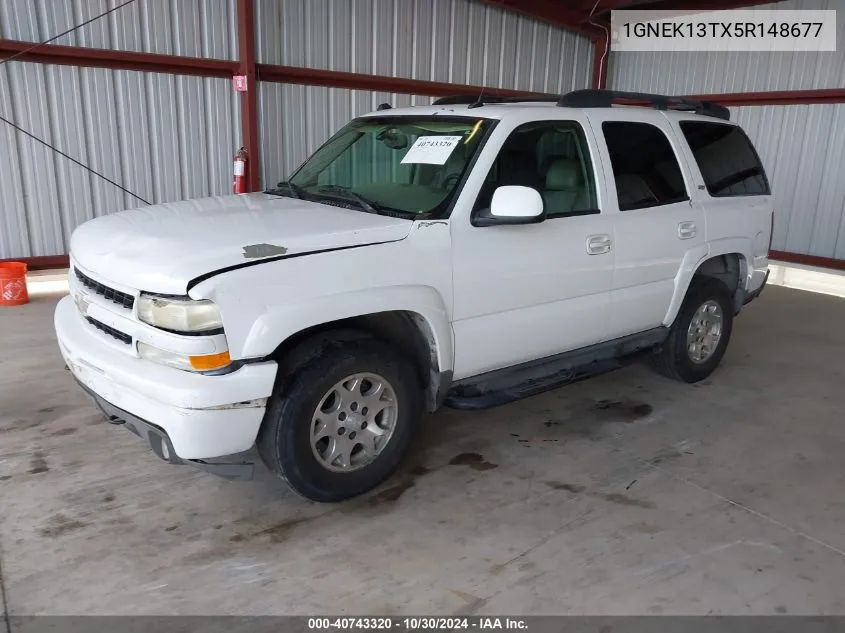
<box><xmin>679</xmin><ymin>121</ymin><xmax>770</xmax><ymax>197</ymax></box>
<box><xmin>602</xmin><ymin>121</ymin><xmax>689</xmax><ymax>211</ymax></box>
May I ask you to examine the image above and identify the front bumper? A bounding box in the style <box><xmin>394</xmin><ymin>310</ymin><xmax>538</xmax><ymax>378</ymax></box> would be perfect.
<box><xmin>55</xmin><ymin>295</ymin><xmax>277</xmax><ymax>462</ymax></box>
<box><xmin>76</xmin><ymin>377</ymin><xmax>255</xmax><ymax>480</ymax></box>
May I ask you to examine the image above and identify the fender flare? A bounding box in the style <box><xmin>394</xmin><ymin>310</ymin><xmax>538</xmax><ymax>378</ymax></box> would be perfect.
<box><xmin>239</xmin><ymin>285</ymin><xmax>454</xmax><ymax>373</ymax></box>
<box><xmin>663</xmin><ymin>239</ymin><xmax>752</xmax><ymax>326</ymax></box>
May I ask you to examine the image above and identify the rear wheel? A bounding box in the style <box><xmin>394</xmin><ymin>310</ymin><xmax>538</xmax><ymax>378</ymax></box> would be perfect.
<box><xmin>649</xmin><ymin>277</ymin><xmax>734</xmax><ymax>383</ymax></box>
<box><xmin>258</xmin><ymin>338</ymin><xmax>421</xmax><ymax>502</ymax></box>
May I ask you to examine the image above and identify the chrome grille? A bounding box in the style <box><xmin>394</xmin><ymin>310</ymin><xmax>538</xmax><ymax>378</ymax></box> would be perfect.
<box><xmin>74</xmin><ymin>268</ymin><xmax>135</xmax><ymax>310</ymax></box>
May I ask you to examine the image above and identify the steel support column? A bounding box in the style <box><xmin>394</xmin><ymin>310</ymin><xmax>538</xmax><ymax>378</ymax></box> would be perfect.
<box><xmin>236</xmin><ymin>0</ymin><xmax>261</xmax><ymax>192</ymax></box>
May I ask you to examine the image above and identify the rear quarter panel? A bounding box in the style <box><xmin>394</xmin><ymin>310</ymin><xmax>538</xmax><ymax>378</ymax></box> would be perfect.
<box><xmin>665</xmin><ymin>116</ymin><xmax>773</xmax><ymax>296</ymax></box>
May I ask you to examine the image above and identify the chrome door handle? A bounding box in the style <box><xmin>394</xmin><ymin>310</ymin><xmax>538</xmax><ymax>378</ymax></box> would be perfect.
<box><xmin>587</xmin><ymin>234</ymin><xmax>612</xmax><ymax>255</ymax></box>
<box><xmin>678</xmin><ymin>221</ymin><xmax>697</xmax><ymax>239</ymax></box>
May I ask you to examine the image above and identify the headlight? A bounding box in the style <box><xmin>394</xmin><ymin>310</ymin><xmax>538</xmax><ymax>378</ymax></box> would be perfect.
<box><xmin>138</xmin><ymin>342</ymin><xmax>232</xmax><ymax>373</ymax></box>
<box><xmin>137</xmin><ymin>294</ymin><xmax>223</xmax><ymax>333</ymax></box>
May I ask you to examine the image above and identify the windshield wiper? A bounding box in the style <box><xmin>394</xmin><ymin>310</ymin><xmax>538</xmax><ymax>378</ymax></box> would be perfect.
<box><xmin>313</xmin><ymin>185</ymin><xmax>380</xmax><ymax>214</ymax></box>
<box><xmin>266</xmin><ymin>181</ymin><xmax>307</xmax><ymax>199</ymax></box>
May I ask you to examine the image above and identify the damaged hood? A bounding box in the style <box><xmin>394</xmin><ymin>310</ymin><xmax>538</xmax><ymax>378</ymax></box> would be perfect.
<box><xmin>70</xmin><ymin>193</ymin><xmax>414</xmax><ymax>294</ymax></box>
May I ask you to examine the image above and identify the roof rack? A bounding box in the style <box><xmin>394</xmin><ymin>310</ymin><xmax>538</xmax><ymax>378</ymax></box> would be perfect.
<box><xmin>560</xmin><ymin>89</ymin><xmax>730</xmax><ymax>120</ymax></box>
<box><xmin>430</xmin><ymin>89</ymin><xmax>730</xmax><ymax>121</ymax></box>
<box><xmin>431</xmin><ymin>95</ymin><xmax>561</xmax><ymax>108</ymax></box>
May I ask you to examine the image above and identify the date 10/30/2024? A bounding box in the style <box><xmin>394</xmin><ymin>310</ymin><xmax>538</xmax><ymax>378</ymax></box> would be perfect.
<box><xmin>308</xmin><ymin>617</ymin><xmax>529</xmax><ymax>631</ymax></box>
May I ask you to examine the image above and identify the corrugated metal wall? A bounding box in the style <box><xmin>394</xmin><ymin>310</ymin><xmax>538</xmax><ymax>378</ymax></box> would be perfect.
<box><xmin>607</xmin><ymin>0</ymin><xmax>844</xmax><ymax>94</ymax></box>
<box><xmin>0</xmin><ymin>0</ymin><xmax>240</xmax><ymax>259</ymax></box>
<box><xmin>256</xmin><ymin>0</ymin><xmax>594</xmax><ymax>184</ymax></box>
<box><xmin>256</xmin><ymin>0</ymin><xmax>593</xmax><ymax>91</ymax></box>
<box><xmin>1</xmin><ymin>0</ymin><xmax>594</xmax><ymax>259</ymax></box>
<box><xmin>0</xmin><ymin>0</ymin><xmax>238</xmax><ymax>59</ymax></box>
<box><xmin>607</xmin><ymin>0</ymin><xmax>845</xmax><ymax>260</ymax></box>
<box><xmin>733</xmin><ymin>104</ymin><xmax>845</xmax><ymax>260</ymax></box>
<box><xmin>0</xmin><ymin>62</ymin><xmax>240</xmax><ymax>258</ymax></box>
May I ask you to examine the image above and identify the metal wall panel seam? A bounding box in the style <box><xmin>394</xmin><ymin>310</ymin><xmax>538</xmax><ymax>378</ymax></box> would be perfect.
<box><xmin>0</xmin><ymin>65</ymin><xmax>32</xmax><ymax>257</ymax></box>
<box><xmin>44</xmin><ymin>65</ymin><xmax>69</xmax><ymax>252</ymax></box>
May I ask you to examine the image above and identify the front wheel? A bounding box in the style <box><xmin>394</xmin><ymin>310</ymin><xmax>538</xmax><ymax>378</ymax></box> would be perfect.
<box><xmin>257</xmin><ymin>338</ymin><xmax>422</xmax><ymax>502</ymax></box>
<box><xmin>648</xmin><ymin>277</ymin><xmax>734</xmax><ymax>383</ymax></box>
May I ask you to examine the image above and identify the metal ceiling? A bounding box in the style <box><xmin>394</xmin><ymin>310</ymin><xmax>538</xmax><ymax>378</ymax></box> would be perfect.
<box><xmin>481</xmin><ymin>0</ymin><xmax>786</xmax><ymax>38</ymax></box>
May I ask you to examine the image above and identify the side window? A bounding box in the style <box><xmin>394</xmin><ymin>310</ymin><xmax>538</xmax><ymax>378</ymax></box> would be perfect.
<box><xmin>602</xmin><ymin>121</ymin><xmax>689</xmax><ymax>211</ymax></box>
<box><xmin>679</xmin><ymin>121</ymin><xmax>771</xmax><ymax>197</ymax></box>
<box><xmin>473</xmin><ymin>121</ymin><xmax>598</xmax><ymax>218</ymax></box>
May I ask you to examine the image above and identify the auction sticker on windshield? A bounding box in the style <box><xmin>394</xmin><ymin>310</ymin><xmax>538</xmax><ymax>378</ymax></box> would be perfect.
<box><xmin>401</xmin><ymin>136</ymin><xmax>462</xmax><ymax>165</ymax></box>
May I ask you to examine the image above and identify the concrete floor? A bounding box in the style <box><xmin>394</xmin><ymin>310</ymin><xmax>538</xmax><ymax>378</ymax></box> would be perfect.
<box><xmin>2</xmin><ymin>284</ymin><xmax>845</xmax><ymax>616</ymax></box>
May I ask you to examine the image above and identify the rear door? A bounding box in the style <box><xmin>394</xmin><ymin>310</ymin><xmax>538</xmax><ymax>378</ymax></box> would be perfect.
<box><xmin>589</xmin><ymin>112</ymin><xmax>707</xmax><ymax>338</ymax></box>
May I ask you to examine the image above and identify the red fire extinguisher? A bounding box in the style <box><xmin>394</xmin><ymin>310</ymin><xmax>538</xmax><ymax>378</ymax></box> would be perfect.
<box><xmin>233</xmin><ymin>147</ymin><xmax>248</xmax><ymax>194</ymax></box>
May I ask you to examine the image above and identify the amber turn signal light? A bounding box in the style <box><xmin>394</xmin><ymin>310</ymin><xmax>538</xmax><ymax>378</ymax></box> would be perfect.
<box><xmin>189</xmin><ymin>351</ymin><xmax>231</xmax><ymax>371</ymax></box>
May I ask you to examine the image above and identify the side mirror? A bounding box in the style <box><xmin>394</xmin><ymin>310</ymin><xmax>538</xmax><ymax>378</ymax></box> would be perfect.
<box><xmin>473</xmin><ymin>186</ymin><xmax>546</xmax><ymax>227</ymax></box>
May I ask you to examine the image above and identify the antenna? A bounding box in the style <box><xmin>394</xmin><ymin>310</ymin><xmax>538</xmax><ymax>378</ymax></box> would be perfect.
<box><xmin>469</xmin><ymin>85</ymin><xmax>486</xmax><ymax>109</ymax></box>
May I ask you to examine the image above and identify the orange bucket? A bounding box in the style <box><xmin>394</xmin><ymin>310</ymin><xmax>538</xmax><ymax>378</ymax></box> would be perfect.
<box><xmin>0</xmin><ymin>262</ymin><xmax>29</xmax><ymax>306</ymax></box>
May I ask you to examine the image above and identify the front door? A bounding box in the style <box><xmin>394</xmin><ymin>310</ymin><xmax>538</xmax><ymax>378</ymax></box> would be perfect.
<box><xmin>449</xmin><ymin>117</ymin><xmax>616</xmax><ymax>381</ymax></box>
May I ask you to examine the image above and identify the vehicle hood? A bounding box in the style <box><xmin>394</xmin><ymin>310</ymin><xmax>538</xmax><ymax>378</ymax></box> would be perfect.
<box><xmin>70</xmin><ymin>193</ymin><xmax>413</xmax><ymax>295</ymax></box>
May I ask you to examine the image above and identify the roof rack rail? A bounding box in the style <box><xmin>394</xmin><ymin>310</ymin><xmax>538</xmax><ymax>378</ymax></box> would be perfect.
<box><xmin>430</xmin><ymin>90</ymin><xmax>730</xmax><ymax>121</ymax></box>
<box><xmin>558</xmin><ymin>89</ymin><xmax>730</xmax><ymax>121</ymax></box>
<box><xmin>432</xmin><ymin>95</ymin><xmax>560</xmax><ymax>107</ymax></box>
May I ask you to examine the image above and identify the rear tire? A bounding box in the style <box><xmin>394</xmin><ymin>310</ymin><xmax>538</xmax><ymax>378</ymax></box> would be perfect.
<box><xmin>649</xmin><ymin>277</ymin><xmax>734</xmax><ymax>383</ymax></box>
<box><xmin>257</xmin><ymin>338</ymin><xmax>422</xmax><ymax>502</ymax></box>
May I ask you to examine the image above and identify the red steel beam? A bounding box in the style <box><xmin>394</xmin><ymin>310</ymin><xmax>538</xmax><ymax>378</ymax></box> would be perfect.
<box><xmin>257</xmin><ymin>64</ymin><xmax>552</xmax><ymax>99</ymax></box>
<box><xmin>769</xmin><ymin>251</ymin><xmax>845</xmax><ymax>272</ymax></box>
<box><xmin>2</xmin><ymin>255</ymin><xmax>70</xmax><ymax>271</ymax></box>
<box><xmin>635</xmin><ymin>0</ymin><xmax>786</xmax><ymax>9</ymax></box>
<box><xmin>479</xmin><ymin>0</ymin><xmax>606</xmax><ymax>38</ymax></box>
<box><xmin>590</xmin><ymin>89</ymin><xmax>845</xmax><ymax>108</ymax></box>
<box><xmin>574</xmin><ymin>0</ymin><xmax>633</xmax><ymax>21</ymax></box>
<box><xmin>688</xmin><ymin>89</ymin><xmax>845</xmax><ymax>107</ymax></box>
<box><xmin>0</xmin><ymin>39</ymin><xmax>237</xmax><ymax>78</ymax></box>
<box><xmin>236</xmin><ymin>0</ymin><xmax>261</xmax><ymax>192</ymax></box>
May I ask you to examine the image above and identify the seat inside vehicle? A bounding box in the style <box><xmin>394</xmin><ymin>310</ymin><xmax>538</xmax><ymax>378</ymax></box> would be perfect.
<box><xmin>541</xmin><ymin>158</ymin><xmax>588</xmax><ymax>214</ymax></box>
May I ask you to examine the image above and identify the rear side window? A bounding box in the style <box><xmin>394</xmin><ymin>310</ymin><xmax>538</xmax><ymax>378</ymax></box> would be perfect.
<box><xmin>602</xmin><ymin>122</ymin><xmax>689</xmax><ymax>211</ymax></box>
<box><xmin>679</xmin><ymin>121</ymin><xmax>771</xmax><ymax>197</ymax></box>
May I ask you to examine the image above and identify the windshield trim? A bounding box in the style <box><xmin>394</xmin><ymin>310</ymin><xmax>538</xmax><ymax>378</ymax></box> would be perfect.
<box><xmin>285</xmin><ymin>115</ymin><xmax>500</xmax><ymax>220</ymax></box>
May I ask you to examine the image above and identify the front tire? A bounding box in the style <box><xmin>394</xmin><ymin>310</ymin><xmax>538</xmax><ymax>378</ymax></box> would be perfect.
<box><xmin>258</xmin><ymin>338</ymin><xmax>422</xmax><ymax>502</ymax></box>
<box><xmin>649</xmin><ymin>277</ymin><xmax>734</xmax><ymax>383</ymax></box>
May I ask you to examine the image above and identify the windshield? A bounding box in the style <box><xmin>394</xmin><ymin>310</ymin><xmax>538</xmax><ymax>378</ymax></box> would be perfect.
<box><xmin>279</xmin><ymin>116</ymin><xmax>493</xmax><ymax>216</ymax></box>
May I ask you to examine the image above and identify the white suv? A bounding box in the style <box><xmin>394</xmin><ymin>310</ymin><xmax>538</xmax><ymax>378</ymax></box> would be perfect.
<box><xmin>55</xmin><ymin>89</ymin><xmax>773</xmax><ymax>502</ymax></box>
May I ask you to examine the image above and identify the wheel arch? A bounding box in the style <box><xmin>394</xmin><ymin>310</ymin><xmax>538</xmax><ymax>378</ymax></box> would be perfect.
<box><xmin>265</xmin><ymin>309</ymin><xmax>452</xmax><ymax>413</ymax></box>
<box><xmin>665</xmin><ymin>247</ymin><xmax>749</xmax><ymax>325</ymax></box>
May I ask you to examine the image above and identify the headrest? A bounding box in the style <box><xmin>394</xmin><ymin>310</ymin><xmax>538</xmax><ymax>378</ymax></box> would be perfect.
<box><xmin>540</xmin><ymin>155</ymin><xmax>564</xmax><ymax>177</ymax></box>
<box><xmin>545</xmin><ymin>158</ymin><xmax>582</xmax><ymax>190</ymax></box>
<box><xmin>616</xmin><ymin>174</ymin><xmax>655</xmax><ymax>199</ymax></box>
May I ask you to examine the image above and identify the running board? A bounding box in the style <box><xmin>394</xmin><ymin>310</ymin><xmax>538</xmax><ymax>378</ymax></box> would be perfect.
<box><xmin>444</xmin><ymin>328</ymin><xmax>668</xmax><ymax>411</ymax></box>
